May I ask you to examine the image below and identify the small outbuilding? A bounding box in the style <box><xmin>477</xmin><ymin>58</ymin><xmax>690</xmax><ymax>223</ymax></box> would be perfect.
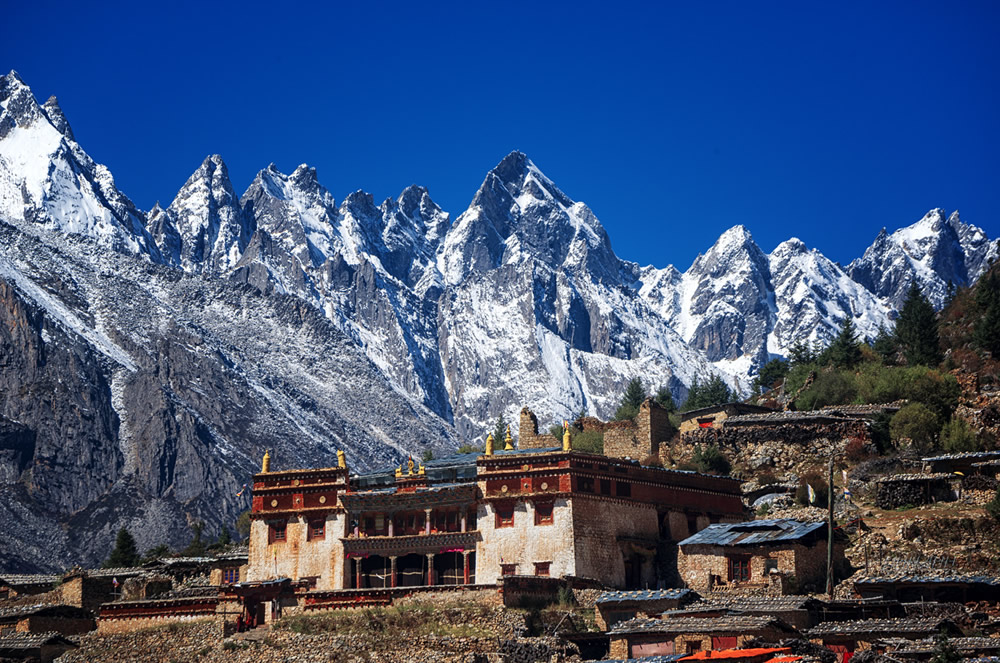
<box><xmin>607</xmin><ymin>615</ymin><xmax>800</xmax><ymax>659</ymax></box>
<box><xmin>594</xmin><ymin>588</ymin><xmax>698</xmax><ymax>630</ymax></box>
<box><xmin>0</xmin><ymin>631</ymin><xmax>78</xmax><ymax>662</ymax></box>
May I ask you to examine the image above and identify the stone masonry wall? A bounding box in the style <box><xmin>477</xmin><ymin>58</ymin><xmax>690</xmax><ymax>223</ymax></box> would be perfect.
<box><xmin>96</xmin><ymin>615</ymin><xmax>212</xmax><ymax>635</ymax></box>
<box><xmin>518</xmin><ymin>408</ymin><xmax>559</xmax><ymax>449</ymax></box>
<box><xmin>476</xmin><ymin>497</ymin><xmax>575</xmax><ymax>582</ymax></box>
<box><xmin>247</xmin><ymin>511</ymin><xmax>348</xmax><ymax>590</ymax></box>
<box><xmin>16</xmin><ymin>616</ymin><xmax>95</xmax><ymax>635</ymax></box>
<box><xmin>571</xmin><ymin>495</ymin><xmax>660</xmax><ymax>588</ymax></box>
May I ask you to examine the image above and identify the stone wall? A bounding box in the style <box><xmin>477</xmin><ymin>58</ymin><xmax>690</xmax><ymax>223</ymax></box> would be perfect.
<box><xmin>60</xmin><ymin>575</ymin><xmax>119</xmax><ymax>612</ymax></box>
<box><xmin>518</xmin><ymin>408</ymin><xmax>559</xmax><ymax>449</ymax></box>
<box><xmin>678</xmin><ymin>541</ymin><xmax>836</xmax><ymax>594</ymax></box>
<box><xmin>247</xmin><ymin>511</ymin><xmax>348</xmax><ymax>590</ymax></box>
<box><xmin>96</xmin><ymin>615</ymin><xmax>212</xmax><ymax>635</ymax></box>
<box><xmin>476</xmin><ymin>497</ymin><xmax>576</xmax><ymax>582</ymax></box>
<box><xmin>16</xmin><ymin>615</ymin><xmax>95</xmax><ymax>635</ymax></box>
<box><xmin>571</xmin><ymin>494</ymin><xmax>660</xmax><ymax>588</ymax></box>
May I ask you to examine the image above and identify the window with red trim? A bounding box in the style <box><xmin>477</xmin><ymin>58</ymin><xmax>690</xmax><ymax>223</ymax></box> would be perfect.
<box><xmin>268</xmin><ymin>521</ymin><xmax>286</xmax><ymax>543</ymax></box>
<box><xmin>727</xmin><ymin>554</ymin><xmax>751</xmax><ymax>582</ymax></box>
<box><xmin>308</xmin><ymin>520</ymin><xmax>325</xmax><ymax>540</ymax></box>
<box><xmin>501</xmin><ymin>564</ymin><xmax>517</xmax><ymax>576</ymax></box>
<box><xmin>496</xmin><ymin>503</ymin><xmax>515</xmax><ymax>528</ymax></box>
<box><xmin>534</xmin><ymin>501</ymin><xmax>554</xmax><ymax>525</ymax></box>
<box><xmin>534</xmin><ymin>561</ymin><xmax>551</xmax><ymax>577</ymax></box>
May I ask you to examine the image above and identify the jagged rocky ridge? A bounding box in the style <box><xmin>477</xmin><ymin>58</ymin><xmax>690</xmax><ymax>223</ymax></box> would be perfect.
<box><xmin>0</xmin><ymin>70</ymin><xmax>996</xmax><ymax>570</ymax></box>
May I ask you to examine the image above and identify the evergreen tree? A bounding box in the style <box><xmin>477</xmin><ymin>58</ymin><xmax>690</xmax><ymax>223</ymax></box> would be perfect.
<box><xmin>654</xmin><ymin>386</ymin><xmax>676</xmax><ymax>413</ymax></box>
<box><xmin>895</xmin><ymin>282</ymin><xmax>943</xmax><ymax>366</ymax></box>
<box><xmin>753</xmin><ymin>358</ymin><xmax>789</xmax><ymax>394</ymax></box>
<box><xmin>682</xmin><ymin>374</ymin><xmax>734</xmax><ymax>411</ymax></box>
<box><xmin>870</xmin><ymin>324</ymin><xmax>899</xmax><ymax>364</ymax></box>
<box><xmin>973</xmin><ymin>270</ymin><xmax>1000</xmax><ymax>355</ymax></box>
<box><xmin>105</xmin><ymin>527</ymin><xmax>140</xmax><ymax>568</ymax></box>
<box><xmin>788</xmin><ymin>340</ymin><xmax>817</xmax><ymax>366</ymax></box>
<box><xmin>492</xmin><ymin>413</ymin><xmax>510</xmax><ymax>448</ymax></box>
<box><xmin>930</xmin><ymin>632</ymin><xmax>961</xmax><ymax>663</ymax></box>
<box><xmin>217</xmin><ymin>525</ymin><xmax>232</xmax><ymax>547</ymax></box>
<box><xmin>183</xmin><ymin>522</ymin><xmax>206</xmax><ymax>556</ymax></box>
<box><xmin>614</xmin><ymin>377</ymin><xmax>647</xmax><ymax>420</ymax></box>
<box><xmin>827</xmin><ymin>317</ymin><xmax>863</xmax><ymax>368</ymax></box>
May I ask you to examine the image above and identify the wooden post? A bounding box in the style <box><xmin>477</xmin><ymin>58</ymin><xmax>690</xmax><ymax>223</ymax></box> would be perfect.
<box><xmin>390</xmin><ymin>556</ymin><xmax>397</xmax><ymax>588</ymax></box>
<box><xmin>463</xmin><ymin>551</ymin><xmax>471</xmax><ymax>585</ymax></box>
<box><xmin>826</xmin><ymin>455</ymin><xmax>835</xmax><ymax>599</ymax></box>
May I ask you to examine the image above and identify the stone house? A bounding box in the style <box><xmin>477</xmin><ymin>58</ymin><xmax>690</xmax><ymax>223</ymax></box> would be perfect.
<box><xmin>852</xmin><ymin>571</ymin><xmax>1000</xmax><ymax>603</ymax></box>
<box><xmin>804</xmin><ymin>617</ymin><xmax>961</xmax><ymax>660</ymax></box>
<box><xmin>678</xmin><ymin>403</ymin><xmax>775</xmax><ymax>436</ymax></box>
<box><xmin>873</xmin><ymin>474</ymin><xmax>956</xmax><ymax>510</ymax></box>
<box><xmin>594</xmin><ymin>588</ymin><xmax>697</xmax><ymax>630</ymax></box>
<box><xmin>607</xmin><ymin>614</ymin><xmax>799</xmax><ymax>659</ymax></box>
<box><xmin>663</xmin><ymin>595</ymin><xmax>822</xmax><ymax>630</ymax></box>
<box><xmin>244</xmin><ymin>434</ymin><xmax>746</xmax><ymax>596</ymax></box>
<box><xmin>0</xmin><ymin>631</ymin><xmax>77</xmax><ymax>663</ymax></box>
<box><xmin>0</xmin><ymin>575</ymin><xmax>60</xmax><ymax>600</ymax></box>
<box><xmin>677</xmin><ymin>519</ymin><xmax>848</xmax><ymax>594</ymax></box>
<box><xmin>921</xmin><ymin>449</ymin><xmax>1000</xmax><ymax>474</ymax></box>
<box><xmin>0</xmin><ymin>604</ymin><xmax>94</xmax><ymax>636</ymax></box>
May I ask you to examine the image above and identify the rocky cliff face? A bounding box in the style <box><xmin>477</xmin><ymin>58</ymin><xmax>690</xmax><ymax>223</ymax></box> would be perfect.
<box><xmin>0</xmin><ymin>70</ymin><xmax>996</xmax><ymax>570</ymax></box>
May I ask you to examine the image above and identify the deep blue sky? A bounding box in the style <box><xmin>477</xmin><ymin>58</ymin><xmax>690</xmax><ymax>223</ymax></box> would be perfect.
<box><xmin>4</xmin><ymin>0</ymin><xmax>998</xmax><ymax>269</ymax></box>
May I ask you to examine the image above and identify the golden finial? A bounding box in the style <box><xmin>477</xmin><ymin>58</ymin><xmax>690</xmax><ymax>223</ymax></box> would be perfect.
<box><xmin>504</xmin><ymin>425</ymin><xmax>514</xmax><ymax>451</ymax></box>
<box><xmin>395</xmin><ymin>466</ymin><xmax>402</xmax><ymax>478</ymax></box>
<box><xmin>418</xmin><ymin>464</ymin><xmax>426</xmax><ymax>476</ymax></box>
<box><xmin>563</xmin><ymin>420</ymin><xmax>571</xmax><ymax>451</ymax></box>
<box><xmin>261</xmin><ymin>449</ymin><xmax>271</xmax><ymax>473</ymax></box>
<box><xmin>407</xmin><ymin>456</ymin><xmax>415</xmax><ymax>476</ymax></box>
<box><xmin>485</xmin><ymin>433</ymin><xmax>494</xmax><ymax>456</ymax></box>
<box><xmin>337</xmin><ymin>449</ymin><xmax>346</xmax><ymax>469</ymax></box>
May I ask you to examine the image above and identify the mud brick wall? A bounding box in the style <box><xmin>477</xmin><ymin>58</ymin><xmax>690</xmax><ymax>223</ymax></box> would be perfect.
<box><xmin>875</xmin><ymin>480</ymin><xmax>952</xmax><ymax>510</ymax></box>
<box><xmin>60</xmin><ymin>576</ymin><xmax>118</xmax><ymax>612</ymax></box>
<box><xmin>247</xmin><ymin>511</ymin><xmax>348</xmax><ymax>590</ymax></box>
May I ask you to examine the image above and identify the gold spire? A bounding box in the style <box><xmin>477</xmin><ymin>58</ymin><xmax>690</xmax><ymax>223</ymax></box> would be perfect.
<box><xmin>485</xmin><ymin>433</ymin><xmax>494</xmax><ymax>456</ymax></box>
<box><xmin>261</xmin><ymin>449</ymin><xmax>271</xmax><ymax>473</ymax></box>
<box><xmin>418</xmin><ymin>463</ymin><xmax>426</xmax><ymax>476</ymax></box>
<box><xmin>395</xmin><ymin>466</ymin><xmax>403</xmax><ymax>478</ymax></box>
<box><xmin>504</xmin><ymin>425</ymin><xmax>514</xmax><ymax>451</ymax></box>
<box><xmin>407</xmin><ymin>456</ymin><xmax>415</xmax><ymax>476</ymax></box>
<box><xmin>563</xmin><ymin>420</ymin><xmax>571</xmax><ymax>451</ymax></box>
<box><xmin>337</xmin><ymin>449</ymin><xmax>346</xmax><ymax>469</ymax></box>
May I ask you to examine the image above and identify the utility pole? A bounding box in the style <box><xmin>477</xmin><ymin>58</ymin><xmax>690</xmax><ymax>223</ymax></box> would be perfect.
<box><xmin>826</xmin><ymin>454</ymin><xmax>835</xmax><ymax>599</ymax></box>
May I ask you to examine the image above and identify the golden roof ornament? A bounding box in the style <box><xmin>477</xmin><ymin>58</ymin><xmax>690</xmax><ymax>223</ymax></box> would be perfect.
<box><xmin>395</xmin><ymin>466</ymin><xmax>403</xmax><ymax>478</ymax></box>
<box><xmin>418</xmin><ymin>464</ymin><xmax>426</xmax><ymax>475</ymax></box>
<box><xmin>337</xmin><ymin>449</ymin><xmax>346</xmax><ymax>469</ymax></box>
<box><xmin>504</xmin><ymin>425</ymin><xmax>514</xmax><ymax>451</ymax></box>
<box><xmin>261</xmin><ymin>449</ymin><xmax>271</xmax><ymax>473</ymax></box>
<box><xmin>563</xmin><ymin>420</ymin><xmax>571</xmax><ymax>451</ymax></box>
<box><xmin>407</xmin><ymin>456</ymin><xmax>415</xmax><ymax>476</ymax></box>
<box><xmin>485</xmin><ymin>433</ymin><xmax>494</xmax><ymax>456</ymax></box>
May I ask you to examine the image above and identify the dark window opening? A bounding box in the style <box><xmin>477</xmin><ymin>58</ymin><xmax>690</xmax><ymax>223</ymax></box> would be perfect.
<box><xmin>501</xmin><ymin>564</ymin><xmax>517</xmax><ymax>576</ymax></box>
<box><xmin>577</xmin><ymin>477</ymin><xmax>595</xmax><ymax>493</ymax></box>
<box><xmin>728</xmin><ymin>555</ymin><xmax>751</xmax><ymax>582</ymax></box>
<box><xmin>600</xmin><ymin>479</ymin><xmax>612</xmax><ymax>495</ymax></box>
<box><xmin>534</xmin><ymin>561</ymin><xmax>551</xmax><ymax>577</ymax></box>
<box><xmin>615</xmin><ymin>481</ymin><xmax>631</xmax><ymax>497</ymax></box>
<box><xmin>269</xmin><ymin>521</ymin><xmax>286</xmax><ymax>543</ymax></box>
<box><xmin>308</xmin><ymin>520</ymin><xmax>325</xmax><ymax>540</ymax></box>
<box><xmin>534</xmin><ymin>501</ymin><xmax>554</xmax><ymax>525</ymax></box>
<box><xmin>496</xmin><ymin>503</ymin><xmax>515</xmax><ymax>528</ymax></box>
<box><xmin>222</xmin><ymin>568</ymin><xmax>238</xmax><ymax>584</ymax></box>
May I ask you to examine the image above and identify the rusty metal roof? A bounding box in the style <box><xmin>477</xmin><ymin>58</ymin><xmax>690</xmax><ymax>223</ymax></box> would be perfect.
<box><xmin>678</xmin><ymin>519</ymin><xmax>826</xmax><ymax>547</ymax></box>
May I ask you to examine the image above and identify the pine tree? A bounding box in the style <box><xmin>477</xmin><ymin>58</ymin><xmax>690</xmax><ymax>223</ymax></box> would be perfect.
<box><xmin>827</xmin><ymin>317</ymin><xmax>863</xmax><ymax>368</ymax></box>
<box><xmin>217</xmin><ymin>525</ymin><xmax>232</xmax><ymax>547</ymax></box>
<box><xmin>870</xmin><ymin>324</ymin><xmax>899</xmax><ymax>364</ymax></box>
<box><xmin>492</xmin><ymin>413</ymin><xmax>509</xmax><ymax>448</ymax></box>
<box><xmin>105</xmin><ymin>527</ymin><xmax>140</xmax><ymax>568</ymax></box>
<box><xmin>682</xmin><ymin>374</ymin><xmax>733</xmax><ymax>410</ymax></box>
<box><xmin>753</xmin><ymin>358</ymin><xmax>789</xmax><ymax>394</ymax></box>
<box><xmin>788</xmin><ymin>340</ymin><xmax>817</xmax><ymax>366</ymax></box>
<box><xmin>895</xmin><ymin>282</ymin><xmax>942</xmax><ymax>366</ymax></box>
<box><xmin>614</xmin><ymin>377</ymin><xmax>647</xmax><ymax>420</ymax></box>
<box><xmin>654</xmin><ymin>386</ymin><xmax>676</xmax><ymax>412</ymax></box>
<box><xmin>973</xmin><ymin>270</ymin><xmax>1000</xmax><ymax>355</ymax></box>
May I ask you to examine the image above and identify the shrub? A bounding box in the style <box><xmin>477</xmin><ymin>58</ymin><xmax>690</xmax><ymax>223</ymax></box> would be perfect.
<box><xmin>642</xmin><ymin>454</ymin><xmax>663</xmax><ymax>468</ymax></box>
<box><xmin>795</xmin><ymin>370</ymin><xmax>857</xmax><ymax>410</ymax></box>
<box><xmin>986</xmin><ymin>490</ymin><xmax>1000</xmax><ymax>522</ymax></box>
<box><xmin>571</xmin><ymin>430</ymin><xmax>604</xmax><ymax>455</ymax></box>
<box><xmin>756</xmin><ymin>470</ymin><xmax>780</xmax><ymax>486</ymax></box>
<box><xmin>890</xmin><ymin>403</ymin><xmax>939</xmax><ymax>450</ymax></box>
<box><xmin>845</xmin><ymin>437</ymin><xmax>870</xmax><ymax>462</ymax></box>
<box><xmin>691</xmin><ymin>444</ymin><xmax>731</xmax><ymax>475</ymax></box>
<box><xmin>940</xmin><ymin>417</ymin><xmax>979</xmax><ymax>453</ymax></box>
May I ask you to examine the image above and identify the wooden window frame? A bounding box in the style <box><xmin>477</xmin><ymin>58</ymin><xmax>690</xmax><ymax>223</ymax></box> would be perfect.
<box><xmin>534</xmin><ymin>561</ymin><xmax>551</xmax><ymax>577</ymax></box>
<box><xmin>268</xmin><ymin>521</ymin><xmax>286</xmax><ymax>543</ymax></box>
<box><xmin>495</xmin><ymin>502</ymin><xmax>515</xmax><ymax>528</ymax></box>
<box><xmin>727</xmin><ymin>554</ymin><xmax>751</xmax><ymax>582</ymax></box>
<box><xmin>500</xmin><ymin>564</ymin><xmax>517</xmax><ymax>576</ymax></box>
<box><xmin>222</xmin><ymin>568</ymin><xmax>238</xmax><ymax>584</ymax></box>
<box><xmin>308</xmin><ymin>519</ymin><xmax>325</xmax><ymax>541</ymax></box>
<box><xmin>534</xmin><ymin>500</ymin><xmax>554</xmax><ymax>526</ymax></box>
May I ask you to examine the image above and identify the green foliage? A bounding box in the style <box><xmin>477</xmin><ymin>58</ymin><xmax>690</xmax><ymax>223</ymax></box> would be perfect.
<box><xmin>973</xmin><ymin>270</ymin><xmax>1000</xmax><ymax>355</ymax></box>
<box><xmin>986</xmin><ymin>489</ymin><xmax>1000</xmax><ymax>521</ymax></box>
<box><xmin>235</xmin><ymin>510</ymin><xmax>251</xmax><ymax>539</ymax></box>
<box><xmin>895</xmin><ymin>282</ymin><xmax>943</xmax><ymax>367</ymax></box>
<box><xmin>614</xmin><ymin>377</ymin><xmax>647</xmax><ymax>421</ymax></box>
<box><xmin>756</xmin><ymin>503</ymin><xmax>771</xmax><ymax>517</ymax></box>
<box><xmin>890</xmin><ymin>403</ymin><xmax>940</xmax><ymax>450</ymax></box>
<box><xmin>421</xmin><ymin>449</ymin><xmax>434</xmax><ymax>462</ymax></box>
<box><xmin>682</xmin><ymin>374</ymin><xmax>734</xmax><ymax>411</ymax></box>
<box><xmin>549</xmin><ymin>423</ymin><xmax>565</xmax><ymax>440</ymax></box>
<box><xmin>142</xmin><ymin>543</ymin><xmax>171</xmax><ymax>563</ymax></box>
<box><xmin>795</xmin><ymin>472</ymin><xmax>830</xmax><ymax>507</ymax></box>
<box><xmin>572</xmin><ymin>430</ymin><xmax>604</xmax><ymax>454</ymax></box>
<box><xmin>691</xmin><ymin>444</ymin><xmax>731</xmax><ymax>475</ymax></box>
<box><xmin>753</xmin><ymin>358</ymin><xmax>789</xmax><ymax>394</ymax></box>
<box><xmin>105</xmin><ymin>527</ymin><xmax>140</xmax><ymax>568</ymax></box>
<box><xmin>457</xmin><ymin>443</ymin><xmax>485</xmax><ymax>454</ymax></box>
<box><xmin>654</xmin><ymin>386</ymin><xmax>677</xmax><ymax>412</ymax></box>
<box><xmin>217</xmin><ymin>526</ymin><xmax>231</xmax><ymax>547</ymax></box>
<box><xmin>492</xmin><ymin>413</ymin><xmax>510</xmax><ymax>448</ymax></box>
<box><xmin>870</xmin><ymin>324</ymin><xmax>900</xmax><ymax>365</ymax></box>
<box><xmin>788</xmin><ymin>340</ymin><xmax>818</xmax><ymax>366</ymax></box>
<box><xmin>795</xmin><ymin>370</ymin><xmax>857</xmax><ymax>410</ymax></box>
<box><xmin>182</xmin><ymin>522</ymin><xmax>206</xmax><ymax>557</ymax></box>
<box><xmin>930</xmin><ymin>632</ymin><xmax>962</xmax><ymax>663</ymax></box>
<box><xmin>940</xmin><ymin>417</ymin><xmax>979</xmax><ymax>453</ymax></box>
<box><xmin>826</xmin><ymin>317</ymin><xmax>863</xmax><ymax>368</ymax></box>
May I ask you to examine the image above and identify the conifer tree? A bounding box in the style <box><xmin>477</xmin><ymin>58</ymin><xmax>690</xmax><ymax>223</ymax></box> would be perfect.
<box><xmin>788</xmin><ymin>340</ymin><xmax>817</xmax><ymax>366</ymax></box>
<box><xmin>614</xmin><ymin>377</ymin><xmax>647</xmax><ymax>420</ymax></box>
<box><xmin>105</xmin><ymin>527</ymin><xmax>140</xmax><ymax>568</ymax></box>
<box><xmin>973</xmin><ymin>270</ymin><xmax>1000</xmax><ymax>355</ymax></box>
<box><xmin>895</xmin><ymin>282</ymin><xmax>942</xmax><ymax>366</ymax></box>
<box><xmin>753</xmin><ymin>358</ymin><xmax>789</xmax><ymax>394</ymax></box>
<box><xmin>827</xmin><ymin>317</ymin><xmax>862</xmax><ymax>368</ymax></box>
<box><xmin>492</xmin><ymin>413</ymin><xmax>510</xmax><ymax>448</ymax></box>
<box><xmin>870</xmin><ymin>324</ymin><xmax>899</xmax><ymax>364</ymax></box>
<box><xmin>654</xmin><ymin>386</ymin><xmax>676</xmax><ymax>412</ymax></box>
<box><xmin>682</xmin><ymin>374</ymin><xmax>733</xmax><ymax>410</ymax></box>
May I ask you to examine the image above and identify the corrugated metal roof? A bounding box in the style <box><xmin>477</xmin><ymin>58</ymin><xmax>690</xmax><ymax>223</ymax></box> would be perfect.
<box><xmin>804</xmin><ymin>618</ymin><xmax>951</xmax><ymax>636</ymax></box>
<box><xmin>609</xmin><ymin>615</ymin><xmax>795</xmax><ymax>636</ymax></box>
<box><xmin>595</xmin><ymin>588</ymin><xmax>693</xmax><ymax>604</ymax></box>
<box><xmin>678</xmin><ymin>520</ymin><xmax>825</xmax><ymax>547</ymax></box>
<box><xmin>921</xmin><ymin>450</ymin><xmax>1000</xmax><ymax>462</ymax></box>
